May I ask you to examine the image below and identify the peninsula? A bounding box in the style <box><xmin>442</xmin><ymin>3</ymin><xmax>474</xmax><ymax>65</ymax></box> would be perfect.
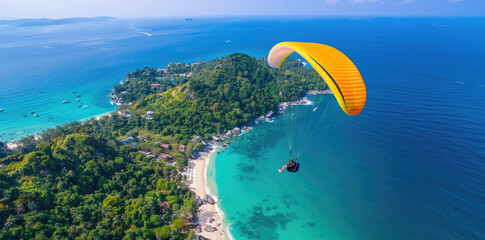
<box><xmin>0</xmin><ymin>53</ymin><xmax>325</xmax><ymax>239</ymax></box>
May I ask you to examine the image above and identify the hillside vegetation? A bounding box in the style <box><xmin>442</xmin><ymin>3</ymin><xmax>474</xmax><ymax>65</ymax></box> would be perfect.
<box><xmin>0</xmin><ymin>53</ymin><xmax>325</xmax><ymax>239</ymax></box>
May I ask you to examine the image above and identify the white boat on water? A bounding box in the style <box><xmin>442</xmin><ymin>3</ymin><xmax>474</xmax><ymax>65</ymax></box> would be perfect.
<box><xmin>62</xmin><ymin>100</ymin><xmax>70</xmax><ymax>103</ymax></box>
<box><xmin>0</xmin><ymin>109</ymin><xmax>3</xmax><ymax>112</ymax></box>
<box><xmin>82</xmin><ymin>105</ymin><xmax>90</xmax><ymax>109</ymax></box>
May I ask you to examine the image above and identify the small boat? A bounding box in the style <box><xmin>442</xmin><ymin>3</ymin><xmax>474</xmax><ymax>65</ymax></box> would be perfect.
<box><xmin>30</xmin><ymin>111</ymin><xmax>35</xmax><ymax>114</ymax></box>
<box><xmin>0</xmin><ymin>109</ymin><xmax>3</xmax><ymax>112</ymax></box>
<box><xmin>82</xmin><ymin>105</ymin><xmax>90</xmax><ymax>109</ymax></box>
<box><xmin>62</xmin><ymin>100</ymin><xmax>70</xmax><ymax>103</ymax></box>
<box><xmin>77</xmin><ymin>95</ymin><xmax>81</xmax><ymax>97</ymax></box>
<box><xmin>75</xmin><ymin>99</ymin><xmax>80</xmax><ymax>102</ymax></box>
<box><xmin>73</xmin><ymin>91</ymin><xmax>77</xmax><ymax>94</ymax></box>
<box><xmin>58</xmin><ymin>83</ymin><xmax>62</xmax><ymax>86</ymax></box>
<box><xmin>34</xmin><ymin>114</ymin><xmax>39</xmax><ymax>117</ymax></box>
<box><xmin>23</xmin><ymin>115</ymin><xmax>27</xmax><ymax>117</ymax></box>
<box><xmin>226</xmin><ymin>40</ymin><xmax>230</xmax><ymax>43</ymax></box>
<box><xmin>49</xmin><ymin>116</ymin><xmax>53</xmax><ymax>119</ymax></box>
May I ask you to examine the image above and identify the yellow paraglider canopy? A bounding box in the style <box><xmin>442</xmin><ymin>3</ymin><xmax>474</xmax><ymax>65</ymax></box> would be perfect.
<box><xmin>268</xmin><ymin>42</ymin><xmax>366</xmax><ymax>115</ymax></box>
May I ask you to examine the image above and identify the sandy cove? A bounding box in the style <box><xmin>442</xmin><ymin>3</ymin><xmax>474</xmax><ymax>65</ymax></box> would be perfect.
<box><xmin>187</xmin><ymin>147</ymin><xmax>227</xmax><ymax>240</ymax></box>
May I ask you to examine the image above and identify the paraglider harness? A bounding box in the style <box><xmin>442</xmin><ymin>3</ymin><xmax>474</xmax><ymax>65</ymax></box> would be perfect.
<box><xmin>286</xmin><ymin>159</ymin><xmax>300</xmax><ymax>173</ymax></box>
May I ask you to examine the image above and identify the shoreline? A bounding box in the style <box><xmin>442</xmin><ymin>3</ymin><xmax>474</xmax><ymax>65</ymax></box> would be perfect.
<box><xmin>4</xmin><ymin>87</ymin><xmax>331</xmax><ymax>238</ymax></box>
<box><xmin>187</xmin><ymin>146</ymin><xmax>228</xmax><ymax>240</ymax></box>
<box><xmin>193</xmin><ymin>90</ymin><xmax>331</xmax><ymax>239</ymax></box>
<box><xmin>5</xmin><ymin>111</ymin><xmax>114</xmax><ymax>149</ymax></box>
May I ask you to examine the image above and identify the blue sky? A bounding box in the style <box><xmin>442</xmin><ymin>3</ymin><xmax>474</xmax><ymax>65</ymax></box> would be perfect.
<box><xmin>1</xmin><ymin>0</ymin><xmax>483</xmax><ymax>19</ymax></box>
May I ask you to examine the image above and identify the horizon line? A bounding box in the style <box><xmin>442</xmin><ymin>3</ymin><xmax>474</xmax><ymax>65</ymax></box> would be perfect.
<box><xmin>2</xmin><ymin>14</ymin><xmax>485</xmax><ymax>21</ymax></box>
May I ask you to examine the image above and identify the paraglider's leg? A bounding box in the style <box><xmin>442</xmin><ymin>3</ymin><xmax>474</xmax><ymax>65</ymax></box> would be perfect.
<box><xmin>278</xmin><ymin>165</ymin><xmax>287</xmax><ymax>173</ymax></box>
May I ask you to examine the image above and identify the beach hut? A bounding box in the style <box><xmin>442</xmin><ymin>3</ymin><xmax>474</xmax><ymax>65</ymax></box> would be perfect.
<box><xmin>191</xmin><ymin>152</ymin><xmax>201</xmax><ymax>159</ymax></box>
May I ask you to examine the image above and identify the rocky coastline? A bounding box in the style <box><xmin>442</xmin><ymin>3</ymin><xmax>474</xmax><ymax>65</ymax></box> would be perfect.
<box><xmin>209</xmin><ymin>89</ymin><xmax>332</xmax><ymax>143</ymax></box>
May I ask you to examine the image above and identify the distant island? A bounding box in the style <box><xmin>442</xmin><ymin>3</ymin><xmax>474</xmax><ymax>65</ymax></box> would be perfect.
<box><xmin>0</xmin><ymin>53</ymin><xmax>325</xmax><ymax>239</ymax></box>
<box><xmin>0</xmin><ymin>16</ymin><xmax>116</xmax><ymax>27</ymax></box>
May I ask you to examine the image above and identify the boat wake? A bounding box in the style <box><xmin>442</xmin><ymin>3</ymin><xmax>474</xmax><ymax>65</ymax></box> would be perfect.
<box><xmin>139</xmin><ymin>32</ymin><xmax>152</xmax><ymax>37</ymax></box>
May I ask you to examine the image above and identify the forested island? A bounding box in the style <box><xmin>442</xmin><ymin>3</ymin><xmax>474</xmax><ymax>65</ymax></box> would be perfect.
<box><xmin>0</xmin><ymin>53</ymin><xmax>325</xmax><ymax>239</ymax></box>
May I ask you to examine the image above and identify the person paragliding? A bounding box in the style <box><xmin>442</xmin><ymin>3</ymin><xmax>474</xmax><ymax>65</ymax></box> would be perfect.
<box><xmin>278</xmin><ymin>158</ymin><xmax>300</xmax><ymax>173</ymax></box>
<box><xmin>268</xmin><ymin>41</ymin><xmax>367</xmax><ymax>173</ymax></box>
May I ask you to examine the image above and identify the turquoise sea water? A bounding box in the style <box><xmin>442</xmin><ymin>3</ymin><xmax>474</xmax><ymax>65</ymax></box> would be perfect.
<box><xmin>206</xmin><ymin>19</ymin><xmax>485</xmax><ymax>239</ymax></box>
<box><xmin>1</xmin><ymin>17</ymin><xmax>485</xmax><ymax>239</ymax></box>
<box><xmin>0</xmin><ymin>17</ymin><xmax>269</xmax><ymax>141</ymax></box>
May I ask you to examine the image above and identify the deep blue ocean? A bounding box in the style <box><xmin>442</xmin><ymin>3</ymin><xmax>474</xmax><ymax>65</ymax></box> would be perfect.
<box><xmin>1</xmin><ymin>17</ymin><xmax>484</xmax><ymax>239</ymax></box>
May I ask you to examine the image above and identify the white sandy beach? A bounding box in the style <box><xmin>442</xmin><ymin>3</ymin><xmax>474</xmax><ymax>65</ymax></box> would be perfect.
<box><xmin>187</xmin><ymin>148</ymin><xmax>227</xmax><ymax>240</ymax></box>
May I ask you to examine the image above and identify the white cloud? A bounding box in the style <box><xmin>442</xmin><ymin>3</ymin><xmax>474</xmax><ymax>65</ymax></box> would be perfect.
<box><xmin>352</xmin><ymin>0</ymin><xmax>379</xmax><ymax>3</ymax></box>
<box><xmin>324</xmin><ymin>0</ymin><xmax>338</xmax><ymax>5</ymax></box>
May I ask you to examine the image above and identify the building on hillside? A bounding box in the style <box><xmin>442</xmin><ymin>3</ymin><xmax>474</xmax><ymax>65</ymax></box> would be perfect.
<box><xmin>157</xmin><ymin>68</ymin><xmax>169</xmax><ymax>74</ymax></box>
<box><xmin>190</xmin><ymin>136</ymin><xmax>201</xmax><ymax>143</ymax></box>
<box><xmin>160</xmin><ymin>201</ymin><xmax>170</xmax><ymax>213</ymax></box>
<box><xmin>157</xmin><ymin>153</ymin><xmax>173</xmax><ymax>160</ymax></box>
<box><xmin>224</xmin><ymin>130</ymin><xmax>232</xmax><ymax>138</ymax></box>
<box><xmin>178</xmin><ymin>145</ymin><xmax>186</xmax><ymax>152</ymax></box>
<box><xmin>265</xmin><ymin>111</ymin><xmax>274</xmax><ymax>118</ymax></box>
<box><xmin>138</xmin><ymin>151</ymin><xmax>155</xmax><ymax>158</ymax></box>
<box><xmin>121</xmin><ymin>137</ymin><xmax>134</xmax><ymax>144</ymax></box>
<box><xmin>117</xmin><ymin>110</ymin><xmax>133</xmax><ymax>118</ymax></box>
<box><xmin>146</xmin><ymin>111</ymin><xmax>154</xmax><ymax>120</ymax></box>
